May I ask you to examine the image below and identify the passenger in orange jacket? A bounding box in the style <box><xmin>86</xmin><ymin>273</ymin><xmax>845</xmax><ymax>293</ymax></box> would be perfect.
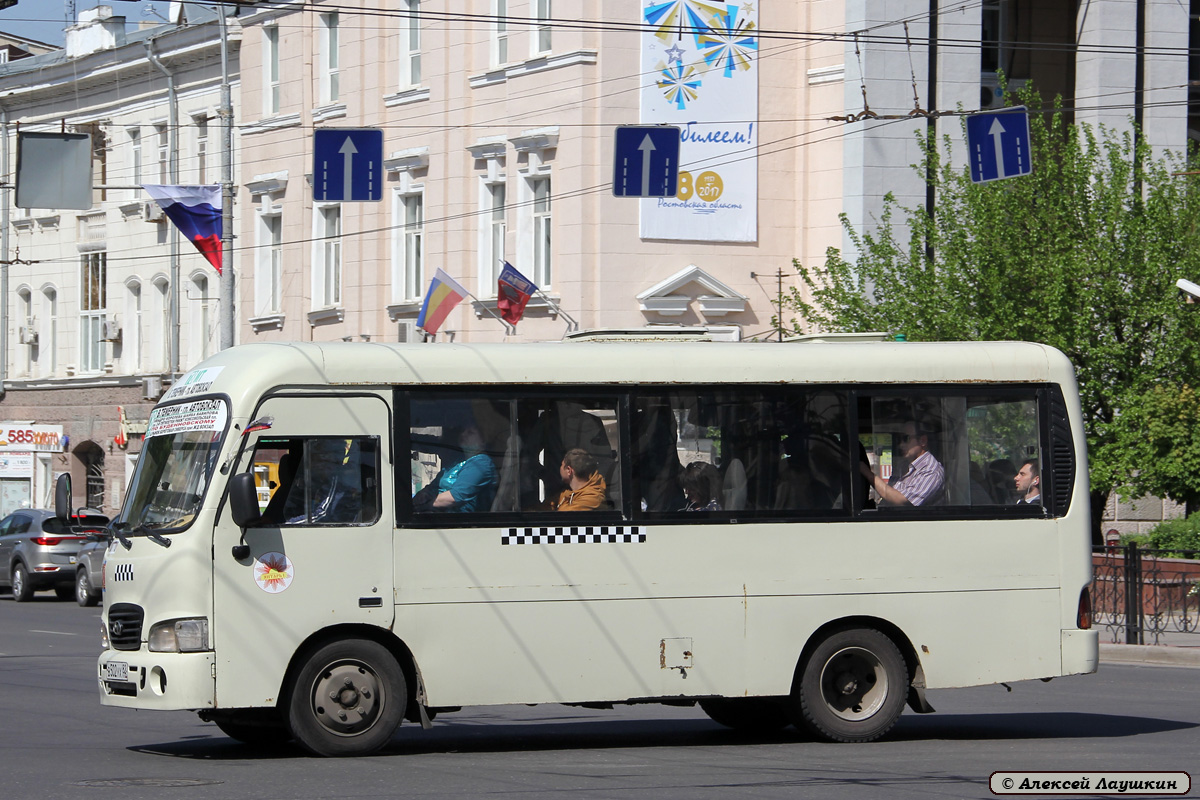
<box><xmin>548</xmin><ymin>448</ymin><xmax>608</xmax><ymax>511</ymax></box>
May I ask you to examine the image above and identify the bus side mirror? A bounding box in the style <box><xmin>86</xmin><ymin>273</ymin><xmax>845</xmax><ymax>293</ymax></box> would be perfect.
<box><xmin>228</xmin><ymin>472</ymin><xmax>262</xmax><ymax>531</ymax></box>
<box><xmin>54</xmin><ymin>474</ymin><xmax>73</xmax><ymax>522</ymax></box>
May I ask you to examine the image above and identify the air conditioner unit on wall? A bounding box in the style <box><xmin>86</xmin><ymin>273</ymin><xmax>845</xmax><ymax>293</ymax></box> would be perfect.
<box><xmin>397</xmin><ymin>320</ymin><xmax>418</xmax><ymax>343</ymax></box>
<box><xmin>101</xmin><ymin>319</ymin><xmax>122</xmax><ymax>342</ymax></box>
<box><xmin>981</xmin><ymin>75</ymin><xmax>1028</xmax><ymax>110</ymax></box>
<box><xmin>143</xmin><ymin>201</ymin><xmax>165</xmax><ymax>222</ymax></box>
<box><xmin>142</xmin><ymin>376</ymin><xmax>163</xmax><ymax>400</ymax></box>
<box><xmin>18</xmin><ymin>325</ymin><xmax>38</xmax><ymax>345</ymax></box>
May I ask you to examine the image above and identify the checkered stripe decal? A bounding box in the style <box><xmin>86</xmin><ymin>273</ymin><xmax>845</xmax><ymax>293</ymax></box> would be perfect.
<box><xmin>501</xmin><ymin>526</ymin><xmax>646</xmax><ymax>545</ymax></box>
<box><xmin>112</xmin><ymin>564</ymin><xmax>134</xmax><ymax>582</ymax></box>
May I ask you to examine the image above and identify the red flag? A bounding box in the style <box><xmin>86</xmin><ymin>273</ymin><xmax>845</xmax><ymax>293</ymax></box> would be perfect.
<box><xmin>497</xmin><ymin>262</ymin><xmax>537</xmax><ymax>325</ymax></box>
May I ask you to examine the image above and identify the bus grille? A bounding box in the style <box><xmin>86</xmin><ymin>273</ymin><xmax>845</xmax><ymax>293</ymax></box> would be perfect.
<box><xmin>107</xmin><ymin>603</ymin><xmax>144</xmax><ymax>651</ymax></box>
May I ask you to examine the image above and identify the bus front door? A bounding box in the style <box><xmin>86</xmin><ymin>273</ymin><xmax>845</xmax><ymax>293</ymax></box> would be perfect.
<box><xmin>213</xmin><ymin>394</ymin><xmax>395</xmax><ymax>710</ymax></box>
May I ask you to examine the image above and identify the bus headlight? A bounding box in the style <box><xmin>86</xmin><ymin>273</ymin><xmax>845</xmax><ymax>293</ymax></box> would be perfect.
<box><xmin>147</xmin><ymin>618</ymin><xmax>210</xmax><ymax>652</ymax></box>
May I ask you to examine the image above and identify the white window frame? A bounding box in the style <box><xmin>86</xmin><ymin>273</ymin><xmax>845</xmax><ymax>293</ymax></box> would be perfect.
<box><xmin>127</xmin><ymin>127</ymin><xmax>142</xmax><ymax>201</ymax></box>
<box><xmin>189</xmin><ymin>272</ymin><xmax>212</xmax><ymax>366</ymax></box>
<box><xmin>152</xmin><ymin>276</ymin><xmax>170</xmax><ymax>372</ymax></box>
<box><xmin>193</xmin><ymin>115</ymin><xmax>209</xmax><ymax>184</ymax></box>
<box><xmin>319</xmin><ymin>12</ymin><xmax>340</xmax><ymax>104</ymax></box>
<box><xmin>40</xmin><ymin>286</ymin><xmax>57</xmax><ymax>377</ymax></box>
<box><xmin>154</xmin><ymin>123</ymin><xmax>169</xmax><ymax>184</ymax></box>
<box><xmin>18</xmin><ymin>287</ymin><xmax>32</xmax><ymax>376</ymax></box>
<box><xmin>492</xmin><ymin>0</ymin><xmax>508</xmax><ymax>66</ymax></box>
<box><xmin>312</xmin><ymin>203</ymin><xmax>343</xmax><ymax>309</ymax></box>
<box><xmin>79</xmin><ymin>252</ymin><xmax>107</xmax><ymax>375</ymax></box>
<box><xmin>255</xmin><ymin>209</ymin><xmax>283</xmax><ymax>316</ymax></box>
<box><xmin>531</xmin><ymin>175</ymin><xmax>551</xmax><ymax>288</ymax></box>
<box><xmin>401</xmin><ymin>0</ymin><xmax>421</xmax><ymax>87</ymax></box>
<box><xmin>125</xmin><ymin>279</ymin><xmax>142</xmax><ymax>373</ymax></box>
<box><xmin>477</xmin><ymin>178</ymin><xmax>506</xmax><ymax>292</ymax></box>
<box><xmin>532</xmin><ymin>0</ymin><xmax>551</xmax><ymax>55</ymax></box>
<box><xmin>264</xmin><ymin>25</ymin><xmax>281</xmax><ymax>115</ymax></box>
<box><xmin>391</xmin><ymin>184</ymin><xmax>425</xmax><ymax>301</ymax></box>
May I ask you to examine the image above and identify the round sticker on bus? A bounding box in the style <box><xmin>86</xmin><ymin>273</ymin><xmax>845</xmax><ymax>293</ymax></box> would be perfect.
<box><xmin>253</xmin><ymin>552</ymin><xmax>294</xmax><ymax>594</ymax></box>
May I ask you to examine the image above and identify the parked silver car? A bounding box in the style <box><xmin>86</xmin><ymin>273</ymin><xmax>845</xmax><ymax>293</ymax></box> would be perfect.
<box><xmin>74</xmin><ymin>526</ymin><xmax>112</xmax><ymax>606</ymax></box>
<box><xmin>0</xmin><ymin>509</ymin><xmax>110</xmax><ymax>602</ymax></box>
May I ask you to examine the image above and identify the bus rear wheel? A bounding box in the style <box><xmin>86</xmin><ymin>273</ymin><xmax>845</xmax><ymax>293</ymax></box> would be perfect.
<box><xmin>699</xmin><ymin>697</ymin><xmax>791</xmax><ymax>732</ymax></box>
<box><xmin>287</xmin><ymin>638</ymin><xmax>406</xmax><ymax>757</ymax></box>
<box><xmin>793</xmin><ymin>627</ymin><xmax>908</xmax><ymax>743</ymax></box>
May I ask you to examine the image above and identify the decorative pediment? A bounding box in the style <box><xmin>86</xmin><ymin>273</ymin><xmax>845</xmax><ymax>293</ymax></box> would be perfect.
<box><xmin>636</xmin><ymin>265</ymin><xmax>747</xmax><ymax>317</ymax></box>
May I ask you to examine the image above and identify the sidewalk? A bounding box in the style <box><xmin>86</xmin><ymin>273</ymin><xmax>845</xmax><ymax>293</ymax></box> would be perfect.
<box><xmin>1098</xmin><ymin>625</ymin><xmax>1200</xmax><ymax>667</ymax></box>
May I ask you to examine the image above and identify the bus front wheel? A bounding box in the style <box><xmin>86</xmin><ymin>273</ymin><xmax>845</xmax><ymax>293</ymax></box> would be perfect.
<box><xmin>287</xmin><ymin>638</ymin><xmax>407</xmax><ymax>757</ymax></box>
<box><xmin>793</xmin><ymin>628</ymin><xmax>908</xmax><ymax>743</ymax></box>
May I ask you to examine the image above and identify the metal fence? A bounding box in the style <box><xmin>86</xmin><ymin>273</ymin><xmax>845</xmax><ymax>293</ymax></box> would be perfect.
<box><xmin>1091</xmin><ymin>544</ymin><xmax>1200</xmax><ymax>645</ymax></box>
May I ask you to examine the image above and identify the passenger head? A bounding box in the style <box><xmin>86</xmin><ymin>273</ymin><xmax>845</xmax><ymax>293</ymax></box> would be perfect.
<box><xmin>680</xmin><ymin>461</ymin><xmax>721</xmax><ymax>507</ymax></box>
<box><xmin>458</xmin><ymin>426</ymin><xmax>486</xmax><ymax>457</ymax></box>
<box><xmin>1014</xmin><ymin>459</ymin><xmax>1040</xmax><ymax>497</ymax></box>
<box><xmin>899</xmin><ymin>420</ymin><xmax>930</xmax><ymax>460</ymax></box>
<box><xmin>560</xmin><ymin>448</ymin><xmax>598</xmax><ymax>486</ymax></box>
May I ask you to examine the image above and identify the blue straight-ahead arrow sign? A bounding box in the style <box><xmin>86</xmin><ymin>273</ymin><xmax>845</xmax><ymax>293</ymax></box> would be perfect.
<box><xmin>612</xmin><ymin>125</ymin><xmax>680</xmax><ymax>197</ymax></box>
<box><xmin>313</xmin><ymin>128</ymin><xmax>384</xmax><ymax>202</ymax></box>
<box><xmin>966</xmin><ymin>106</ymin><xmax>1033</xmax><ymax>184</ymax></box>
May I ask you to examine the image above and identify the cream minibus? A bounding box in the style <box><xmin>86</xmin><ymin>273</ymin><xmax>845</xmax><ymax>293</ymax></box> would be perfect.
<box><xmin>78</xmin><ymin>339</ymin><xmax>1097</xmax><ymax>756</ymax></box>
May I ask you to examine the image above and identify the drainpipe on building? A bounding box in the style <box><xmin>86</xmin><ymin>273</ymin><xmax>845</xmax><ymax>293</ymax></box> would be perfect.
<box><xmin>145</xmin><ymin>40</ymin><xmax>182</xmax><ymax>376</ymax></box>
<box><xmin>218</xmin><ymin>6</ymin><xmax>235</xmax><ymax>351</ymax></box>
<box><xmin>0</xmin><ymin>107</ymin><xmax>9</xmax><ymax>401</ymax></box>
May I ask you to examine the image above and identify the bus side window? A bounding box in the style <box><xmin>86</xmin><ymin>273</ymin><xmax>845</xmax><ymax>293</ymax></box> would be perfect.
<box><xmin>255</xmin><ymin>437</ymin><xmax>380</xmax><ymax>526</ymax></box>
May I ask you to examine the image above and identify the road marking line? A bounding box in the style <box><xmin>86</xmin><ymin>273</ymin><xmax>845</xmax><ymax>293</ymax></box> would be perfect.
<box><xmin>29</xmin><ymin>630</ymin><xmax>77</xmax><ymax>636</ymax></box>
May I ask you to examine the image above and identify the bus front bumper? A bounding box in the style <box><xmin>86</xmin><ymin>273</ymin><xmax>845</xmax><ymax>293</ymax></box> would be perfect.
<box><xmin>98</xmin><ymin>650</ymin><xmax>215</xmax><ymax>710</ymax></box>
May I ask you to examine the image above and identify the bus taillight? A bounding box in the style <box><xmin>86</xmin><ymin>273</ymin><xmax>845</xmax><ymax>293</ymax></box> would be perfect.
<box><xmin>1077</xmin><ymin>587</ymin><xmax>1092</xmax><ymax>629</ymax></box>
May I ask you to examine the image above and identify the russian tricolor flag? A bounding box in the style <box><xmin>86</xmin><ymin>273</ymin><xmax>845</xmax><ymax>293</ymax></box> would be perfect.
<box><xmin>143</xmin><ymin>184</ymin><xmax>223</xmax><ymax>274</ymax></box>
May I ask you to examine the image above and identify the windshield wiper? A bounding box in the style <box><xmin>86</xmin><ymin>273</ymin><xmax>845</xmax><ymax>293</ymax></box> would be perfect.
<box><xmin>111</xmin><ymin>521</ymin><xmax>172</xmax><ymax>548</ymax></box>
<box><xmin>109</xmin><ymin>521</ymin><xmax>133</xmax><ymax>550</ymax></box>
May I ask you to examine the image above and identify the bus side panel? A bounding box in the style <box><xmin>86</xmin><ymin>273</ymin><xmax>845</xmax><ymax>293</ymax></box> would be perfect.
<box><xmin>395</xmin><ymin>520</ymin><xmax>1072</xmax><ymax>707</ymax></box>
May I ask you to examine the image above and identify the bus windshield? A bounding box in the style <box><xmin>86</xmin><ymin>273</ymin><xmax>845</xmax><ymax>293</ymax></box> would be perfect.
<box><xmin>120</xmin><ymin>398</ymin><xmax>229</xmax><ymax>533</ymax></box>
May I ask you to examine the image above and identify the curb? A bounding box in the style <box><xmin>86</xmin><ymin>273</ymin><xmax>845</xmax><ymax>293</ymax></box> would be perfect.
<box><xmin>1100</xmin><ymin>643</ymin><xmax>1200</xmax><ymax>668</ymax></box>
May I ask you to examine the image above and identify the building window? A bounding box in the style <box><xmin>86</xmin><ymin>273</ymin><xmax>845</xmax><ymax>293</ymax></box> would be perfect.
<box><xmin>531</xmin><ymin>176</ymin><xmax>551</xmax><ymax>287</ymax></box>
<box><xmin>256</xmin><ymin>211</ymin><xmax>283</xmax><ymax>315</ymax></box>
<box><xmin>320</xmin><ymin>12</ymin><xmax>340</xmax><ymax>104</ymax></box>
<box><xmin>190</xmin><ymin>274</ymin><xmax>211</xmax><ymax>364</ymax></box>
<box><xmin>194</xmin><ymin>115</ymin><xmax>208</xmax><ymax>183</ymax></box>
<box><xmin>493</xmin><ymin>0</ymin><xmax>508</xmax><ymax>66</ymax></box>
<box><xmin>153</xmin><ymin>277</ymin><xmax>169</xmax><ymax>371</ymax></box>
<box><xmin>125</xmin><ymin>280</ymin><xmax>142</xmax><ymax>373</ymax></box>
<box><xmin>127</xmin><ymin>128</ymin><xmax>142</xmax><ymax>200</ymax></box>
<box><xmin>41</xmin><ymin>287</ymin><xmax>57</xmax><ymax>377</ymax></box>
<box><xmin>314</xmin><ymin>204</ymin><xmax>342</xmax><ymax>308</ymax></box>
<box><xmin>483</xmin><ymin>180</ymin><xmax>506</xmax><ymax>290</ymax></box>
<box><xmin>18</xmin><ymin>288</ymin><xmax>32</xmax><ymax>376</ymax></box>
<box><xmin>402</xmin><ymin>0</ymin><xmax>421</xmax><ymax>87</ymax></box>
<box><xmin>154</xmin><ymin>123</ymin><xmax>169</xmax><ymax>183</ymax></box>
<box><xmin>80</xmin><ymin>253</ymin><xmax>107</xmax><ymax>374</ymax></box>
<box><xmin>264</xmin><ymin>25</ymin><xmax>281</xmax><ymax>115</ymax></box>
<box><xmin>533</xmin><ymin>0</ymin><xmax>551</xmax><ymax>54</ymax></box>
<box><xmin>393</xmin><ymin>190</ymin><xmax>425</xmax><ymax>300</ymax></box>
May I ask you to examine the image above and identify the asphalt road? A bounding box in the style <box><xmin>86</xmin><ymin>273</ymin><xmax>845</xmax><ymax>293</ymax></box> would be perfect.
<box><xmin>1</xmin><ymin>594</ymin><xmax>1197</xmax><ymax>800</ymax></box>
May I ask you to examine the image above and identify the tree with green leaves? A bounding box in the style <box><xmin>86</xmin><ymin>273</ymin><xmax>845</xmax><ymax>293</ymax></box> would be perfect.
<box><xmin>785</xmin><ymin>98</ymin><xmax>1200</xmax><ymax>540</ymax></box>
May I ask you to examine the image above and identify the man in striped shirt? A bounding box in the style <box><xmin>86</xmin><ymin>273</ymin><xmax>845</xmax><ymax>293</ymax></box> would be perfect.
<box><xmin>859</xmin><ymin>420</ymin><xmax>945</xmax><ymax>507</ymax></box>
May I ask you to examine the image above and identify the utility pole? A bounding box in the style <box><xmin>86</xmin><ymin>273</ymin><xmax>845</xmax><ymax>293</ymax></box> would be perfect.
<box><xmin>218</xmin><ymin>4</ymin><xmax>235</xmax><ymax>350</ymax></box>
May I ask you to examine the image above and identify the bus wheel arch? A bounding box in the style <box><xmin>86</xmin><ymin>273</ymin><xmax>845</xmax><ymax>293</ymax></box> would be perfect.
<box><xmin>790</xmin><ymin>617</ymin><xmax>921</xmax><ymax>743</ymax></box>
<box><xmin>281</xmin><ymin>625</ymin><xmax>417</xmax><ymax>757</ymax></box>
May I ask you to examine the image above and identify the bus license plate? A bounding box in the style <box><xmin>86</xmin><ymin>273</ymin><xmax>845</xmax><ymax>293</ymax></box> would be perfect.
<box><xmin>106</xmin><ymin>661</ymin><xmax>129</xmax><ymax>682</ymax></box>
